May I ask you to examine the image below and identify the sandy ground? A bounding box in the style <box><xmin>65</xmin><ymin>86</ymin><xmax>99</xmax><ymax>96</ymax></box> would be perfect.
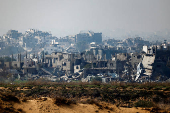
<box><xmin>14</xmin><ymin>97</ymin><xmax>151</xmax><ymax>113</ymax></box>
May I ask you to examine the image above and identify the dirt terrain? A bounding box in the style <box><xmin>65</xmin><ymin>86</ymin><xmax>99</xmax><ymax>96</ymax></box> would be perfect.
<box><xmin>0</xmin><ymin>82</ymin><xmax>169</xmax><ymax>113</ymax></box>
<box><xmin>3</xmin><ymin>97</ymin><xmax>151</xmax><ymax>113</ymax></box>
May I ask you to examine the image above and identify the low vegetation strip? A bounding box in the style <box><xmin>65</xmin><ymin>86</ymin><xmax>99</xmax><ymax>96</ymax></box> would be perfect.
<box><xmin>0</xmin><ymin>81</ymin><xmax>169</xmax><ymax>112</ymax></box>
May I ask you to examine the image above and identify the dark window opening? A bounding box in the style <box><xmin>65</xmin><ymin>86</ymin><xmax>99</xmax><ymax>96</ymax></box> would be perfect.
<box><xmin>63</xmin><ymin>62</ymin><xmax>66</xmax><ymax>66</ymax></box>
<box><xmin>157</xmin><ymin>65</ymin><xmax>161</xmax><ymax>67</ymax></box>
<box><xmin>110</xmin><ymin>63</ymin><xmax>113</xmax><ymax>66</ymax></box>
<box><xmin>137</xmin><ymin>55</ymin><xmax>141</xmax><ymax>59</ymax></box>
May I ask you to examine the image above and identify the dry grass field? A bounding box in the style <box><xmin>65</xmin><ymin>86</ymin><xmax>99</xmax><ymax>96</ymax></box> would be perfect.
<box><xmin>0</xmin><ymin>81</ymin><xmax>170</xmax><ymax>113</ymax></box>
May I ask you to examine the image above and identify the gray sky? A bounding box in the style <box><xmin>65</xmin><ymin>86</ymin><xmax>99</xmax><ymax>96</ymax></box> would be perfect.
<box><xmin>0</xmin><ymin>0</ymin><xmax>170</xmax><ymax>37</ymax></box>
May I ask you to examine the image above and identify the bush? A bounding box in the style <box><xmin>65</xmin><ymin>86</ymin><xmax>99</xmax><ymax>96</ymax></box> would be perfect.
<box><xmin>1</xmin><ymin>94</ymin><xmax>20</xmax><ymax>103</ymax></box>
<box><xmin>91</xmin><ymin>77</ymin><xmax>102</xmax><ymax>83</ymax></box>
<box><xmin>85</xmin><ymin>99</ymin><xmax>99</xmax><ymax>105</ymax></box>
<box><xmin>54</xmin><ymin>96</ymin><xmax>76</xmax><ymax>106</ymax></box>
<box><xmin>22</xmin><ymin>97</ymin><xmax>28</xmax><ymax>102</ymax></box>
<box><xmin>134</xmin><ymin>100</ymin><xmax>154</xmax><ymax>108</ymax></box>
<box><xmin>84</xmin><ymin>99</ymin><xmax>102</xmax><ymax>109</ymax></box>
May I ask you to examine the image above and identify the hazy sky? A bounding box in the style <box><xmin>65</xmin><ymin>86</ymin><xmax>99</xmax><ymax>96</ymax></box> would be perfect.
<box><xmin>0</xmin><ymin>0</ymin><xmax>170</xmax><ymax>37</ymax></box>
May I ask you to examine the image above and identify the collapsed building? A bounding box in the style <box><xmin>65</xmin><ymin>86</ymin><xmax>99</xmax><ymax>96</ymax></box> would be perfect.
<box><xmin>1</xmin><ymin>40</ymin><xmax>170</xmax><ymax>83</ymax></box>
<box><xmin>76</xmin><ymin>31</ymin><xmax>102</xmax><ymax>44</ymax></box>
<box><xmin>45</xmin><ymin>52</ymin><xmax>76</xmax><ymax>73</ymax></box>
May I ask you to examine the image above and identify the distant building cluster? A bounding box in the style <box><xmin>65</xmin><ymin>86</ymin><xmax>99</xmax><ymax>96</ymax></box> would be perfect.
<box><xmin>0</xmin><ymin>29</ymin><xmax>170</xmax><ymax>83</ymax></box>
<box><xmin>76</xmin><ymin>31</ymin><xmax>102</xmax><ymax>44</ymax></box>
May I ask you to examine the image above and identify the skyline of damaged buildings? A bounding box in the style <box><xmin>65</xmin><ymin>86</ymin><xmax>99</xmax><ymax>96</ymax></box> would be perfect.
<box><xmin>0</xmin><ymin>29</ymin><xmax>170</xmax><ymax>83</ymax></box>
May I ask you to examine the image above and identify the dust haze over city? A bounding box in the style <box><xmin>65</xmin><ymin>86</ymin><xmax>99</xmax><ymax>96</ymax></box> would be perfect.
<box><xmin>0</xmin><ymin>0</ymin><xmax>170</xmax><ymax>39</ymax></box>
<box><xmin>1</xmin><ymin>0</ymin><xmax>170</xmax><ymax>113</ymax></box>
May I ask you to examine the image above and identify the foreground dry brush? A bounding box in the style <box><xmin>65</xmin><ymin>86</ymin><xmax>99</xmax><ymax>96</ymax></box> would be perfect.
<box><xmin>0</xmin><ymin>81</ymin><xmax>170</xmax><ymax>112</ymax></box>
